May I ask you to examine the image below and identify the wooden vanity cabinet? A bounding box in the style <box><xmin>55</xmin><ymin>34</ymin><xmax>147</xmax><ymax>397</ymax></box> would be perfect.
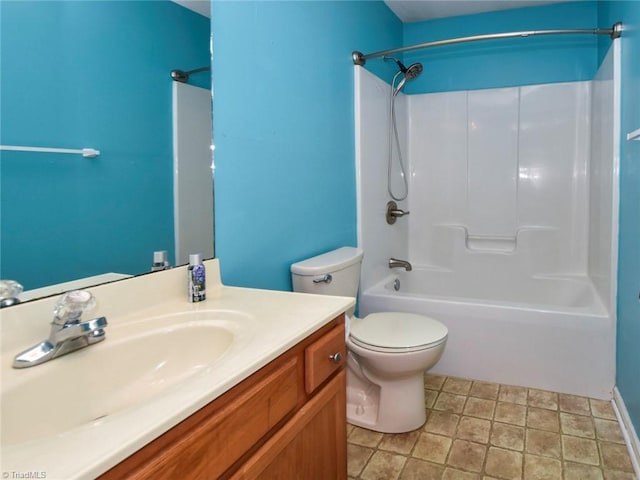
<box><xmin>99</xmin><ymin>315</ymin><xmax>347</xmax><ymax>480</ymax></box>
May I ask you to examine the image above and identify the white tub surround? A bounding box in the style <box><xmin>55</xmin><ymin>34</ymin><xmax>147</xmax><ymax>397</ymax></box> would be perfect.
<box><xmin>355</xmin><ymin>66</ymin><xmax>409</xmax><ymax>292</ymax></box>
<box><xmin>406</xmin><ymin>80</ymin><xmax>592</xmax><ymax>276</ymax></box>
<box><xmin>589</xmin><ymin>41</ymin><xmax>621</xmax><ymax>314</ymax></box>
<box><xmin>354</xmin><ymin>40</ymin><xmax>620</xmax><ymax>400</ymax></box>
<box><xmin>0</xmin><ymin>260</ymin><xmax>354</xmax><ymax>479</ymax></box>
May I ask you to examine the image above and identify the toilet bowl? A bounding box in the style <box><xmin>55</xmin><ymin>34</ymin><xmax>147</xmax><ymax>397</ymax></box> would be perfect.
<box><xmin>290</xmin><ymin>247</ymin><xmax>448</xmax><ymax>433</ymax></box>
<box><xmin>345</xmin><ymin>312</ymin><xmax>446</xmax><ymax>432</ymax></box>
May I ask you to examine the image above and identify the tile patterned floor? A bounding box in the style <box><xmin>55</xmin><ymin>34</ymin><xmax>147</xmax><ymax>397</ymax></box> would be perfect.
<box><xmin>347</xmin><ymin>374</ymin><xmax>637</xmax><ymax>480</ymax></box>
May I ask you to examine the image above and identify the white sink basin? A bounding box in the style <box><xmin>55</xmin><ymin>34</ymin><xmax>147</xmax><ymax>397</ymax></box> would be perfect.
<box><xmin>1</xmin><ymin>309</ymin><xmax>251</xmax><ymax>447</ymax></box>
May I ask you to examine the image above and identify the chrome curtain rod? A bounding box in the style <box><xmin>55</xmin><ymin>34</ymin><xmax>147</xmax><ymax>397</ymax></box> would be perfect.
<box><xmin>352</xmin><ymin>22</ymin><xmax>622</xmax><ymax>66</ymax></box>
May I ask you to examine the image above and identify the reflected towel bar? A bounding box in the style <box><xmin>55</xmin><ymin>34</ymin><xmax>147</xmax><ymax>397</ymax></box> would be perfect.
<box><xmin>0</xmin><ymin>145</ymin><xmax>100</xmax><ymax>158</ymax></box>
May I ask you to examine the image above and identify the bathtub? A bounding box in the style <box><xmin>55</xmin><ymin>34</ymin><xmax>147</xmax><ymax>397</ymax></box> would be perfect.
<box><xmin>358</xmin><ymin>269</ymin><xmax>615</xmax><ymax>399</ymax></box>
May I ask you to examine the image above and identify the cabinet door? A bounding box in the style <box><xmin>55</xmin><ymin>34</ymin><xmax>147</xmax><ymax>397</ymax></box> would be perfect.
<box><xmin>232</xmin><ymin>370</ymin><xmax>347</xmax><ymax>480</ymax></box>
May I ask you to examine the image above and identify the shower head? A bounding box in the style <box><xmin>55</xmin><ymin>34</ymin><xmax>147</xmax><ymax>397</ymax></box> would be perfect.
<box><xmin>385</xmin><ymin>56</ymin><xmax>423</xmax><ymax>96</ymax></box>
<box><xmin>404</xmin><ymin>62</ymin><xmax>423</xmax><ymax>81</ymax></box>
<box><xmin>384</xmin><ymin>56</ymin><xmax>423</xmax><ymax>78</ymax></box>
<box><xmin>393</xmin><ymin>63</ymin><xmax>423</xmax><ymax>96</ymax></box>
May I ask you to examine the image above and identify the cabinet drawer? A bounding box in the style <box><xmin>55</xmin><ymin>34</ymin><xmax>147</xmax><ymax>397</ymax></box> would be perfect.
<box><xmin>305</xmin><ymin>323</ymin><xmax>345</xmax><ymax>394</ymax></box>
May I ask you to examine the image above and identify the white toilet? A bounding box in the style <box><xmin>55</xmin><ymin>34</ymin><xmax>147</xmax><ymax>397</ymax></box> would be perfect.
<box><xmin>291</xmin><ymin>246</ymin><xmax>447</xmax><ymax>433</ymax></box>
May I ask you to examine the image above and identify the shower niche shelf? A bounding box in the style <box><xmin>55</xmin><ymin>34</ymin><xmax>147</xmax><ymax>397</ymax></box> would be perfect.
<box><xmin>465</xmin><ymin>234</ymin><xmax>517</xmax><ymax>253</ymax></box>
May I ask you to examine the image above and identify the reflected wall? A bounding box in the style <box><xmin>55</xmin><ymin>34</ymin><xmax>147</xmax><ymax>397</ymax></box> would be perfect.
<box><xmin>0</xmin><ymin>1</ymin><xmax>210</xmax><ymax>290</ymax></box>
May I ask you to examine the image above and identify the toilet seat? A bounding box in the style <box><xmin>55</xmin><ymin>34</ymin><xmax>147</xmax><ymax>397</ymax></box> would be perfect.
<box><xmin>350</xmin><ymin>312</ymin><xmax>448</xmax><ymax>353</ymax></box>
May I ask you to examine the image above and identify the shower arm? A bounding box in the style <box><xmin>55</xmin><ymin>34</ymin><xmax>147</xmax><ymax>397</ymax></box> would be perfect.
<box><xmin>352</xmin><ymin>22</ymin><xmax>622</xmax><ymax>66</ymax></box>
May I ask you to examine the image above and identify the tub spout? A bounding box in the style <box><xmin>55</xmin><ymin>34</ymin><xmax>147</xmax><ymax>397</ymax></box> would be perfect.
<box><xmin>389</xmin><ymin>258</ymin><xmax>412</xmax><ymax>271</ymax></box>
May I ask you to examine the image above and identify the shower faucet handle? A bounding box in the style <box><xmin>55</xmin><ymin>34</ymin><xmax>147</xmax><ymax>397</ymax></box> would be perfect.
<box><xmin>391</xmin><ymin>208</ymin><xmax>410</xmax><ymax>217</ymax></box>
<box><xmin>386</xmin><ymin>201</ymin><xmax>410</xmax><ymax>225</ymax></box>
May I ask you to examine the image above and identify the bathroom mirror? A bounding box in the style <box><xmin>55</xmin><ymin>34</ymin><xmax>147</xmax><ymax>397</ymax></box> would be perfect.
<box><xmin>0</xmin><ymin>0</ymin><xmax>213</xmax><ymax>302</ymax></box>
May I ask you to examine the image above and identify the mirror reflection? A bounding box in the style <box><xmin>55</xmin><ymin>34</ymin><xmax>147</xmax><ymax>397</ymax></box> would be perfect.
<box><xmin>0</xmin><ymin>0</ymin><xmax>213</xmax><ymax>301</ymax></box>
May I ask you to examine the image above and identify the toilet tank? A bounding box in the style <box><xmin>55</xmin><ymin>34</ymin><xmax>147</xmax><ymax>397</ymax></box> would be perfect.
<box><xmin>290</xmin><ymin>247</ymin><xmax>363</xmax><ymax>299</ymax></box>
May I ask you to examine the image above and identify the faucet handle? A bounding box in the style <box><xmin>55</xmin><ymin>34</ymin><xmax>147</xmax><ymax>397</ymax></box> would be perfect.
<box><xmin>0</xmin><ymin>280</ymin><xmax>23</xmax><ymax>307</ymax></box>
<box><xmin>386</xmin><ymin>201</ymin><xmax>410</xmax><ymax>225</ymax></box>
<box><xmin>53</xmin><ymin>290</ymin><xmax>96</xmax><ymax>324</ymax></box>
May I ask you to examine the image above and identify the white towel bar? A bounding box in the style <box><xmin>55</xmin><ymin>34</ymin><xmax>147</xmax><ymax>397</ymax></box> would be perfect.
<box><xmin>0</xmin><ymin>145</ymin><xmax>100</xmax><ymax>158</ymax></box>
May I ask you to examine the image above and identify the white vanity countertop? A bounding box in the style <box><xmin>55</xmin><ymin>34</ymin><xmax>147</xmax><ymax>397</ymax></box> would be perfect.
<box><xmin>0</xmin><ymin>260</ymin><xmax>354</xmax><ymax>480</ymax></box>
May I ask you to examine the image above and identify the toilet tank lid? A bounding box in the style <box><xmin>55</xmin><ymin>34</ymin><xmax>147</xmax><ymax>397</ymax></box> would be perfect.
<box><xmin>290</xmin><ymin>247</ymin><xmax>363</xmax><ymax>276</ymax></box>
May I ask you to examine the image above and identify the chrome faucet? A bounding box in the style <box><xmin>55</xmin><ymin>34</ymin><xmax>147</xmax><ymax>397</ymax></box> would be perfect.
<box><xmin>389</xmin><ymin>258</ymin><xmax>412</xmax><ymax>271</ymax></box>
<box><xmin>13</xmin><ymin>290</ymin><xmax>107</xmax><ymax>368</ymax></box>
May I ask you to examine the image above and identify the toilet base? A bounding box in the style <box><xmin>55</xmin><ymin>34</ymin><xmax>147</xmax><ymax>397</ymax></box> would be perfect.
<box><xmin>346</xmin><ymin>369</ymin><xmax>426</xmax><ymax>433</ymax></box>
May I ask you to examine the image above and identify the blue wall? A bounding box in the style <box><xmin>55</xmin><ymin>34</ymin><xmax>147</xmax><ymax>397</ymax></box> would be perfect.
<box><xmin>401</xmin><ymin>1</ymin><xmax>599</xmax><ymax>94</ymax></box>
<box><xmin>212</xmin><ymin>1</ymin><xmax>402</xmax><ymax>290</ymax></box>
<box><xmin>599</xmin><ymin>1</ymin><xmax>640</xmax><ymax>436</ymax></box>
<box><xmin>0</xmin><ymin>1</ymin><xmax>210</xmax><ymax>289</ymax></box>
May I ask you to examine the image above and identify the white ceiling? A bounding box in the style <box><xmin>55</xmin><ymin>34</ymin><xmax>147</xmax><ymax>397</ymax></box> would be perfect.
<box><xmin>171</xmin><ymin>0</ymin><xmax>210</xmax><ymax>18</ymax></box>
<box><xmin>384</xmin><ymin>0</ymin><xmax>576</xmax><ymax>23</ymax></box>
<box><xmin>173</xmin><ymin>0</ymin><xmax>578</xmax><ymax>23</ymax></box>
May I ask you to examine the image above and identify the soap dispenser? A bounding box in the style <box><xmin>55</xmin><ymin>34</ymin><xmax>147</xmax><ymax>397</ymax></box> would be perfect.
<box><xmin>188</xmin><ymin>254</ymin><xmax>206</xmax><ymax>302</ymax></box>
